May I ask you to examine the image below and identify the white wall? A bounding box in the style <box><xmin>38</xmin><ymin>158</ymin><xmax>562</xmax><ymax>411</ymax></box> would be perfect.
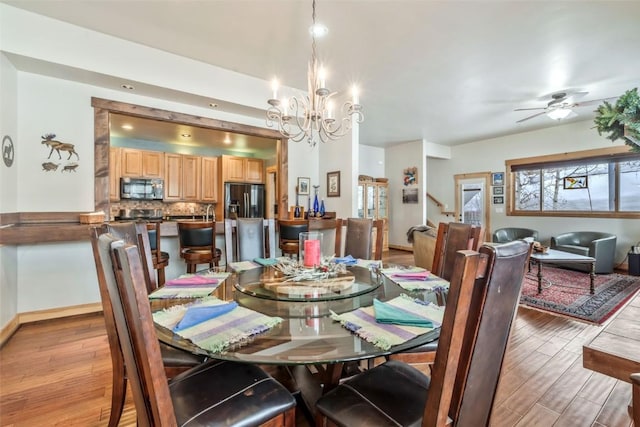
<box><xmin>359</xmin><ymin>145</ymin><xmax>385</xmax><ymax>178</ymax></box>
<box><xmin>427</xmin><ymin>120</ymin><xmax>639</xmax><ymax>265</ymax></box>
<box><xmin>0</xmin><ymin>53</ymin><xmax>19</xmax><ymax>325</ymax></box>
<box><xmin>385</xmin><ymin>140</ymin><xmax>426</xmax><ymax>248</ymax></box>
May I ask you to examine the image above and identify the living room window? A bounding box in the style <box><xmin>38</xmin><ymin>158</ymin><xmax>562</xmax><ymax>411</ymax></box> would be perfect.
<box><xmin>506</xmin><ymin>147</ymin><xmax>640</xmax><ymax>218</ymax></box>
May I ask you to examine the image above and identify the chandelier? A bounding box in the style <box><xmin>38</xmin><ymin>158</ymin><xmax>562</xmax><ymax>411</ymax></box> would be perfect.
<box><xmin>266</xmin><ymin>0</ymin><xmax>363</xmax><ymax>146</ymax></box>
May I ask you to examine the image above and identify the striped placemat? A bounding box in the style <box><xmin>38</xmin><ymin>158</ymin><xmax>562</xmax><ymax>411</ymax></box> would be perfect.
<box><xmin>331</xmin><ymin>294</ymin><xmax>444</xmax><ymax>350</ymax></box>
<box><xmin>149</xmin><ymin>272</ymin><xmax>230</xmax><ymax>299</ymax></box>
<box><xmin>153</xmin><ymin>297</ymin><xmax>283</xmax><ymax>353</ymax></box>
<box><xmin>381</xmin><ymin>267</ymin><xmax>450</xmax><ymax>291</ymax></box>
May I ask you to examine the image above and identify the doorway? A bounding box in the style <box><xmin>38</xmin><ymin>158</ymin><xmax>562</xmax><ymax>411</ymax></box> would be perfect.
<box><xmin>454</xmin><ymin>172</ymin><xmax>491</xmax><ymax>241</ymax></box>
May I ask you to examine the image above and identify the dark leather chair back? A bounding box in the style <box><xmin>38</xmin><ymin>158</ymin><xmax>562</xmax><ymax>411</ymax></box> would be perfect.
<box><xmin>338</xmin><ymin>218</ymin><xmax>385</xmax><ymax>260</ymax></box>
<box><xmin>278</xmin><ymin>219</ymin><xmax>308</xmax><ymax>258</ymax></box>
<box><xmin>177</xmin><ymin>221</ymin><xmax>219</xmax><ymax>273</ymax></box>
<box><xmin>106</xmin><ymin>222</ymin><xmax>157</xmax><ymax>292</ymax></box>
<box><xmin>433</xmin><ymin>222</ymin><xmax>483</xmax><ymax>280</ymax></box>
<box><xmin>492</xmin><ymin>227</ymin><xmax>538</xmax><ymax>243</ymax></box>
<box><xmin>450</xmin><ymin>240</ymin><xmax>532</xmax><ymax>425</ymax></box>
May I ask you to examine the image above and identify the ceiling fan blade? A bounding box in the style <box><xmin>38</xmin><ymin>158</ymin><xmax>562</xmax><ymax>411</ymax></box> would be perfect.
<box><xmin>573</xmin><ymin>97</ymin><xmax>617</xmax><ymax>107</ymax></box>
<box><xmin>516</xmin><ymin>110</ymin><xmax>548</xmax><ymax>123</ymax></box>
<box><xmin>514</xmin><ymin>107</ymin><xmax>546</xmax><ymax>111</ymax></box>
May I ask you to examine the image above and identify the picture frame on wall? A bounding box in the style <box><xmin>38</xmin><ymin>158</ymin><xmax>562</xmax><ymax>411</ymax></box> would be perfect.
<box><xmin>492</xmin><ymin>172</ymin><xmax>504</xmax><ymax>186</ymax></box>
<box><xmin>563</xmin><ymin>175</ymin><xmax>588</xmax><ymax>189</ymax></box>
<box><xmin>297</xmin><ymin>177</ymin><xmax>310</xmax><ymax>195</ymax></box>
<box><xmin>327</xmin><ymin>171</ymin><xmax>340</xmax><ymax>197</ymax></box>
<box><xmin>493</xmin><ymin>196</ymin><xmax>504</xmax><ymax>205</ymax></box>
<box><xmin>402</xmin><ymin>188</ymin><xmax>419</xmax><ymax>203</ymax></box>
<box><xmin>493</xmin><ymin>186</ymin><xmax>504</xmax><ymax>195</ymax></box>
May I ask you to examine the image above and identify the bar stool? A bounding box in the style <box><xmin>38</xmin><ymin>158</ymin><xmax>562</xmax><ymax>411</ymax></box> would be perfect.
<box><xmin>146</xmin><ymin>222</ymin><xmax>169</xmax><ymax>286</ymax></box>
<box><xmin>278</xmin><ymin>219</ymin><xmax>308</xmax><ymax>259</ymax></box>
<box><xmin>178</xmin><ymin>221</ymin><xmax>220</xmax><ymax>273</ymax></box>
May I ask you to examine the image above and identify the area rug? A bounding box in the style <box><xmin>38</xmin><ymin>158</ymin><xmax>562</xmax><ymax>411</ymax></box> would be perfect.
<box><xmin>519</xmin><ymin>266</ymin><xmax>640</xmax><ymax>324</ymax></box>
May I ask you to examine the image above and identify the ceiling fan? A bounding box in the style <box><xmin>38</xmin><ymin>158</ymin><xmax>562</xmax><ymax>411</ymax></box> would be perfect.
<box><xmin>514</xmin><ymin>91</ymin><xmax>611</xmax><ymax>123</ymax></box>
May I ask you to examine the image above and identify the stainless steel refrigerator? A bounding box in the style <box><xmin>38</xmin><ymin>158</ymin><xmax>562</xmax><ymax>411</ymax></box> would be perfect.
<box><xmin>225</xmin><ymin>183</ymin><xmax>265</xmax><ymax>218</ymax></box>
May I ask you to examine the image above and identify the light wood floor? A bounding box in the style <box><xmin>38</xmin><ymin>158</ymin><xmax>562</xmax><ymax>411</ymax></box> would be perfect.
<box><xmin>0</xmin><ymin>250</ymin><xmax>634</xmax><ymax>426</ymax></box>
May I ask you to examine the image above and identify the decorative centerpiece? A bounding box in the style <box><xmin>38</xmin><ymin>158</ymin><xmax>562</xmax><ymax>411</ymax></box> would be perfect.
<box><xmin>262</xmin><ymin>257</ymin><xmax>354</xmax><ymax>295</ymax></box>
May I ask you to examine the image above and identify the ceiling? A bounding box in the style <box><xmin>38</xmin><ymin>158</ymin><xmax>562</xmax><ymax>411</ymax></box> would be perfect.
<box><xmin>4</xmin><ymin>1</ymin><xmax>640</xmax><ymax>148</ymax></box>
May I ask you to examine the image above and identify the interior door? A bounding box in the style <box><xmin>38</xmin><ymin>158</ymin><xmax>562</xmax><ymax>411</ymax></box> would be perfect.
<box><xmin>454</xmin><ymin>173</ymin><xmax>491</xmax><ymax>240</ymax></box>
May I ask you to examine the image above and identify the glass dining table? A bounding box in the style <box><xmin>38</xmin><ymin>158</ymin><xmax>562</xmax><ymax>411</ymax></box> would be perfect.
<box><xmin>152</xmin><ymin>263</ymin><xmax>445</xmax><ymax>413</ymax></box>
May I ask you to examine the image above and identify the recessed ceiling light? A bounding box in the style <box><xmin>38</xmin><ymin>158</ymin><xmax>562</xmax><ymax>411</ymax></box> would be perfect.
<box><xmin>121</xmin><ymin>84</ymin><xmax>135</xmax><ymax>90</ymax></box>
<box><xmin>181</xmin><ymin>133</ymin><xmax>191</xmax><ymax>138</ymax></box>
<box><xmin>121</xmin><ymin>124</ymin><xmax>133</xmax><ymax>130</ymax></box>
<box><xmin>209</xmin><ymin>103</ymin><xmax>218</xmax><ymax>108</ymax></box>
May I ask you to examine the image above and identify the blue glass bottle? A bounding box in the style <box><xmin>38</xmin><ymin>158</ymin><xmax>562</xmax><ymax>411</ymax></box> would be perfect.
<box><xmin>313</xmin><ymin>193</ymin><xmax>320</xmax><ymax>214</ymax></box>
<box><xmin>319</xmin><ymin>199</ymin><xmax>325</xmax><ymax>217</ymax></box>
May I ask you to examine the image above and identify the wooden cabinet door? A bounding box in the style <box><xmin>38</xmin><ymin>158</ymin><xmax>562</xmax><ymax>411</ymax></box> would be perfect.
<box><xmin>109</xmin><ymin>147</ymin><xmax>121</xmax><ymax>201</ymax></box>
<box><xmin>120</xmin><ymin>148</ymin><xmax>143</xmax><ymax>177</ymax></box>
<box><xmin>245</xmin><ymin>158</ymin><xmax>264</xmax><ymax>183</ymax></box>
<box><xmin>223</xmin><ymin>156</ymin><xmax>245</xmax><ymax>182</ymax></box>
<box><xmin>182</xmin><ymin>155</ymin><xmax>200</xmax><ymax>200</ymax></box>
<box><xmin>142</xmin><ymin>151</ymin><xmax>163</xmax><ymax>178</ymax></box>
<box><xmin>201</xmin><ymin>156</ymin><xmax>219</xmax><ymax>202</ymax></box>
<box><xmin>164</xmin><ymin>153</ymin><xmax>182</xmax><ymax>201</ymax></box>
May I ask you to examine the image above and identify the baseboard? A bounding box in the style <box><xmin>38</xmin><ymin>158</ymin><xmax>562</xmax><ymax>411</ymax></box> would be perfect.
<box><xmin>18</xmin><ymin>302</ymin><xmax>103</xmax><ymax>324</ymax></box>
<box><xmin>0</xmin><ymin>316</ymin><xmax>20</xmax><ymax>348</ymax></box>
<box><xmin>388</xmin><ymin>244</ymin><xmax>413</xmax><ymax>252</ymax></box>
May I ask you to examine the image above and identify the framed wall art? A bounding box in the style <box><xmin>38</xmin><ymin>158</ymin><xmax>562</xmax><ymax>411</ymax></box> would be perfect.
<box><xmin>492</xmin><ymin>172</ymin><xmax>504</xmax><ymax>186</ymax></box>
<box><xmin>493</xmin><ymin>186</ymin><xmax>504</xmax><ymax>195</ymax></box>
<box><xmin>403</xmin><ymin>166</ymin><xmax>418</xmax><ymax>186</ymax></box>
<box><xmin>327</xmin><ymin>171</ymin><xmax>340</xmax><ymax>197</ymax></box>
<box><xmin>297</xmin><ymin>177</ymin><xmax>310</xmax><ymax>195</ymax></box>
<box><xmin>402</xmin><ymin>188</ymin><xmax>419</xmax><ymax>204</ymax></box>
<box><xmin>493</xmin><ymin>196</ymin><xmax>504</xmax><ymax>205</ymax></box>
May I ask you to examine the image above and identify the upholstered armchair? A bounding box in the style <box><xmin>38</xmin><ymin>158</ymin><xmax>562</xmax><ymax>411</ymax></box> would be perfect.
<box><xmin>493</xmin><ymin>227</ymin><xmax>538</xmax><ymax>243</ymax></box>
<box><xmin>550</xmin><ymin>231</ymin><xmax>617</xmax><ymax>274</ymax></box>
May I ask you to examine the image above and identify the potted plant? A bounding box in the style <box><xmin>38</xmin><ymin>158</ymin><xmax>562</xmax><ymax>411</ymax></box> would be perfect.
<box><xmin>594</xmin><ymin>87</ymin><xmax>640</xmax><ymax>152</ymax></box>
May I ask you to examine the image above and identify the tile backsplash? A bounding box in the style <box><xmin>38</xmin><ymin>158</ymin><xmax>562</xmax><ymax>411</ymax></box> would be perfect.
<box><xmin>110</xmin><ymin>201</ymin><xmax>216</xmax><ymax>219</ymax></box>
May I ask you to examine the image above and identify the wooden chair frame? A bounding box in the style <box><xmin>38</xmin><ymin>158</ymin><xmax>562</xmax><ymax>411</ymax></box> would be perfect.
<box><xmin>177</xmin><ymin>221</ymin><xmax>219</xmax><ymax>273</ymax></box>
<box><xmin>224</xmin><ymin>218</ymin><xmax>276</xmax><ymax>263</ymax></box>
<box><xmin>335</xmin><ymin>218</ymin><xmax>384</xmax><ymax>260</ymax></box>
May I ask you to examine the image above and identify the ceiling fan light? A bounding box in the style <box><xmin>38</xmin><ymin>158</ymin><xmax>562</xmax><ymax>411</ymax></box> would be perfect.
<box><xmin>547</xmin><ymin>108</ymin><xmax>572</xmax><ymax>120</ymax></box>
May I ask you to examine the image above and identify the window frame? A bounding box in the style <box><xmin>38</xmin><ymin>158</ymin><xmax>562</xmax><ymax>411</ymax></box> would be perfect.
<box><xmin>505</xmin><ymin>146</ymin><xmax>640</xmax><ymax>219</ymax></box>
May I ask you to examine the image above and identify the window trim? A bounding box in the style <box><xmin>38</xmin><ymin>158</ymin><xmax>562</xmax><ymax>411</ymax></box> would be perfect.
<box><xmin>505</xmin><ymin>146</ymin><xmax>640</xmax><ymax>219</ymax></box>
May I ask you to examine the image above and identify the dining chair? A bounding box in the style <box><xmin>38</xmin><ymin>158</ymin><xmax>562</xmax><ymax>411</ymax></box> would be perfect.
<box><xmin>146</xmin><ymin>222</ymin><xmax>169</xmax><ymax>286</ymax></box>
<box><xmin>224</xmin><ymin>218</ymin><xmax>276</xmax><ymax>263</ymax></box>
<box><xmin>632</xmin><ymin>373</ymin><xmax>640</xmax><ymax>425</ymax></box>
<box><xmin>432</xmin><ymin>221</ymin><xmax>483</xmax><ymax>280</ymax></box>
<box><xmin>309</xmin><ymin>218</ymin><xmax>340</xmax><ymax>258</ymax></box>
<box><xmin>107</xmin><ymin>238</ymin><xmax>296</xmax><ymax>426</ymax></box>
<box><xmin>90</xmin><ymin>227</ymin><xmax>206</xmax><ymax>427</ymax></box>
<box><xmin>178</xmin><ymin>221</ymin><xmax>220</xmax><ymax>273</ymax></box>
<box><xmin>315</xmin><ymin>240</ymin><xmax>531</xmax><ymax>427</ymax></box>
<box><xmin>278</xmin><ymin>219</ymin><xmax>308</xmax><ymax>259</ymax></box>
<box><xmin>389</xmin><ymin>221</ymin><xmax>483</xmax><ymax>366</ymax></box>
<box><xmin>336</xmin><ymin>218</ymin><xmax>384</xmax><ymax>260</ymax></box>
<box><xmin>105</xmin><ymin>222</ymin><xmax>158</xmax><ymax>293</ymax></box>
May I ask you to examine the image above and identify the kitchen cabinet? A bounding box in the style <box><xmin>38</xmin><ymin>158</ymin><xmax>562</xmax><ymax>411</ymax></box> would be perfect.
<box><xmin>164</xmin><ymin>153</ymin><xmax>183</xmax><ymax>201</ymax></box>
<box><xmin>164</xmin><ymin>153</ymin><xmax>209</xmax><ymax>201</ymax></box>
<box><xmin>109</xmin><ymin>147</ymin><xmax>121</xmax><ymax>201</ymax></box>
<box><xmin>201</xmin><ymin>156</ymin><xmax>219</xmax><ymax>202</ymax></box>
<box><xmin>182</xmin><ymin>155</ymin><xmax>200</xmax><ymax>201</ymax></box>
<box><xmin>221</xmin><ymin>155</ymin><xmax>264</xmax><ymax>184</ymax></box>
<box><xmin>120</xmin><ymin>148</ymin><xmax>164</xmax><ymax>178</ymax></box>
<box><xmin>357</xmin><ymin>180</ymin><xmax>389</xmax><ymax>251</ymax></box>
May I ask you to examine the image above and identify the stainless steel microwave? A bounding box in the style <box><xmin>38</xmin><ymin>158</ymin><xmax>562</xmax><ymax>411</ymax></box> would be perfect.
<box><xmin>120</xmin><ymin>177</ymin><xmax>164</xmax><ymax>200</ymax></box>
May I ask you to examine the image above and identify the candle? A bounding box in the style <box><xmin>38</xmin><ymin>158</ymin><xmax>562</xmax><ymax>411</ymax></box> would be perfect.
<box><xmin>327</xmin><ymin>100</ymin><xmax>334</xmax><ymax>119</ymax></box>
<box><xmin>352</xmin><ymin>85</ymin><xmax>359</xmax><ymax>104</ymax></box>
<box><xmin>282</xmin><ymin>97</ymin><xmax>288</xmax><ymax>116</ymax></box>
<box><xmin>271</xmin><ymin>78</ymin><xmax>279</xmax><ymax>99</ymax></box>
<box><xmin>319</xmin><ymin>67</ymin><xmax>326</xmax><ymax>89</ymax></box>
<box><xmin>304</xmin><ymin>239</ymin><xmax>321</xmax><ymax>267</ymax></box>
